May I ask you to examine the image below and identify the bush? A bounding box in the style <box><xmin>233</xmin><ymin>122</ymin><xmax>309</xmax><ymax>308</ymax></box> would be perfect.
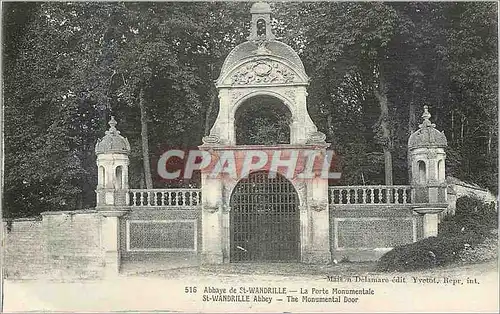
<box><xmin>458</xmin><ymin>232</ymin><xmax>498</xmax><ymax>264</ymax></box>
<box><xmin>440</xmin><ymin>196</ymin><xmax>497</xmax><ymax>238</ymax></box>
<box><xmin>377</xmin><ymin>196</ymin><xmax>498</xmax><ymax>272</ymax></box>
<box><xmin>377</xmin><ymin>235</ymin><xmax>468</xmax><ymax>272</ymax></box>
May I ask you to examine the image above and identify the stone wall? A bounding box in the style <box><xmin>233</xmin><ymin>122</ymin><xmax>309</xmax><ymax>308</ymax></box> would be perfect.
<box><xmin>3</xmin><ymin>218</ymin><xmax>45</xmax><ymax>279</ymax></box>
<box><xmin>42</xmin><ymin>211</ymin><xmax>104</xmax><ymax>279</ymax></box>
<box><xmin>330</xmin><ymin>205</ymin><xmax>422</xmax><ymax>261</ymax></box>
<box><xmin>444</xmin><ymin>176</ymin><xmax>498</xmax><ymax>219</ymax></box>
<box><xmin>120</xmin><ymin>207</ymin><xmax>201</xmax><ymax>271</ymax></box>
<box><xmin>3</xmin><ymin>210</ymin><xmax>105</xmax><ymax>280</ymax></box>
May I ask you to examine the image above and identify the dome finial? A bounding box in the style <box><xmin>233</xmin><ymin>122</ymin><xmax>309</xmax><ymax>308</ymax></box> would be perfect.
<box><xmin>251</xmin><ymin>2</ymin><xmax>271</xmax><ymax>14</ymax></box>
<box><xmin>96</xmin><ymin>115</ymin><xmax>130</xmax><ymax>155</ymax></box>
<box><xmin>106</xmin><ymin>116</ymin><xmax>120</xmax><ymax>135</ymax></box>
<box><xmin>419</xmin><ymin>105</ymin><xmax>435</xmax><ymax>129</ymax></box>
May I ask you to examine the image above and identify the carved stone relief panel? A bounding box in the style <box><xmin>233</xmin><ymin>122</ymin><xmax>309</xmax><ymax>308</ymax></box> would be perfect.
<box><xmin>231</xmin><ymin>60</ymin><xmax>297</xmax><ymax>85</ymax></box>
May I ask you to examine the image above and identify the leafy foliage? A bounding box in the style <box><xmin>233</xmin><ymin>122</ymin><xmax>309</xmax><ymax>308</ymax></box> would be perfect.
<box><xmin>377</xmin><ymin>196</ymin><xmax>498</xmax><ymax>272</ymax></box>
<box><xmin>2</xmin><ymin>2</ymin><xmax>498</xmax><ymax>217</ymax></box>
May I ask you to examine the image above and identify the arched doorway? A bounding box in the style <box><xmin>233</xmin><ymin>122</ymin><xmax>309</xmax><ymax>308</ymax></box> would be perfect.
<box><xmin>235</xmin><ymin>95</ymin><xmax>292</xmax><ymax>145</ymax></box>
<box><xmin>230</xmin><ymin>171</ymin><xmax>300</xmax><ymax>262</ymax></box>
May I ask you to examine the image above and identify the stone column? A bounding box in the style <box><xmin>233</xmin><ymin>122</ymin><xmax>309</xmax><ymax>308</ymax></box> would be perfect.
<box><xmin>200</xmin><ymin>166</ymin><xmax>224</xmax><ymax>264</ymax></box>
<box><xmin>303</xmin><ymin>176</ymin><xmax>331</xmax><ymax>264</ymax></box>
<box><xmin>413</xmin><ymin>207</ymin><xmax>443</xmax><ymax>239</ymax></box>
<box><xmin>100</xmin><ymin>210</ymin><xmax>127</xmax><ymax>277</ymax></box>
<box><xmin>423</xmin><ymin>213</ymin><xmax>439</xmax><ymax>237</ymax></box>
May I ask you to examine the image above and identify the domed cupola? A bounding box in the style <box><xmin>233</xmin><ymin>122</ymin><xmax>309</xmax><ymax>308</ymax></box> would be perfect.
<box><xmin>408</xmin><ymin>105</ymin><xmax>448</xmax><ymax>190</ymax></box>
<box><xmin>408</xmin><ymin>105</ymin><xmax>447</xmax><ymax>149</ymax></box>
<box><xmin>216</xmin><ymin>2</ymin><xmax>308</xmax><ymax>87</ymax></box>
<box><xmin>95</xmin><ymin>116</ymin><xmax>131</xmax><ymax>155</ymax></box>
<box><xmin>95</xmin><ymin>116</ymin><xmax>130</xmax><ymax>207</ymax></box>
<box><xmin>208</xmin><ymin>1</ymin><xmax>321</xmax><ymax>146</ymax></box>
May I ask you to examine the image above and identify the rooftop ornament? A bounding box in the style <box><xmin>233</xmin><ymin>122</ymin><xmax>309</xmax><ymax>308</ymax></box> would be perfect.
<box><xmin>95</xmin><ymin>116</ymin><xmax>131</xmax><ymax>155</ymax></box>
<box><xmin>408</xmin><ymin>105</ymin><xmax>447</xmax><ymax>149</ymax></box>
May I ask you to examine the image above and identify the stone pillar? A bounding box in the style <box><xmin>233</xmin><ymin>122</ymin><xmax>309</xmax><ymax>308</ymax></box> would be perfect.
<box><xmin>200</xmin><ymin>165</ymin><xmax>224</xmax><ymax>264</ymax></box>
<box><xmin>100</xmin><ymin>210</ymin><xmax>127</xmax><ymax>277</ymax></box>
<box><xmin>423</xmin><ymin>213</ymin><xmax>439</xmax><ymax>237</ymax></box>
<box><xmin>97</xmin><ymin>209</ymin><xmax>126</xmax><ymax>277</ymax></box>
<box><xmin>95</xmin><ymin>117</ymin><xmax>131</xmax><ymax>276</ymax></box>
<box><xmin>408</xmin><ymin>106</ymin><xmax>448</xmax><ymax>239</ymax></box>
<box><xmin>303</xmin><ymin>209</ymin><xmax>331</xmax><ymax>263</ymax></box>
<box><xmin>302</xmin><ymin>148</ymin><xmax>331</xmax><ymax>264</ymax></box>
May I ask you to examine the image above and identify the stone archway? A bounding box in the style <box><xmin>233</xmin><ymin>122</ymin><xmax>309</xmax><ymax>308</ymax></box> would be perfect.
<box><xmin>229</xmin><ymin>171</ymin><xmax>300</xmax><ymax>262</ymax></box>
<box><xmin>235</xmin><ymin>95</ymin><xmax>293</xmax><ymax>145</ymax></box>
<box><xmin>199</xmin><ymin>2</ymin><xmax>331</xmax><ymax>265</ymax></box>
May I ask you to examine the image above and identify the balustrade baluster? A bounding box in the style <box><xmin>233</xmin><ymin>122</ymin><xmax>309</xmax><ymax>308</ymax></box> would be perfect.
<box><xmin>394</xmin><ymin>189</ymin><xmax>400</xmax><ymax>204</ymax></box>
<box><xmin>167</xmin><ymin>191</ymin><xmax>172</xmax><ymax>206</ymax></box>
<box><xmin>402</xmin><ymin>188</ymin><xmax>408</xmax><ymax>204</ymax></box>
<box><xmin>157</xmin><ymin>192</ymin><xmax>162</xmax><ymax>206</ymax></box>
<box><xmin>152</xmin><ymin>192</ymin><xmax>158</xmax><ymax>206</ymax></box>
<box><xmin>361</xmin><ymin>188</ymin><xmax>366</xmax><ymax>204</ymax></box>
<box><xmin>193</xmin><ymin>192</ymin><xmax>198</xmax><ymax>205</ymax></box>
<box><xmin>178</xmin><ymin>191</ymin><xmax>183</xmax><ymax>206</ymax></box>
<box><xmin>346</xmin><ymin>189</ymin><xmax>351</xmax><ymax>204</ymax></box>
<box><xmin>139</xmin><ymin>192</ymin><xmax>144</xmax><ymax>206</ymax></box>
<box><xmin>132</xmin><ymin>192</ymin><xmax>137</xmax><ymax>206</ymax></box>
<box><xmin>370</xmin><ymin>188</ymin><xmax>374</xmax><ymax>204</ymax></box>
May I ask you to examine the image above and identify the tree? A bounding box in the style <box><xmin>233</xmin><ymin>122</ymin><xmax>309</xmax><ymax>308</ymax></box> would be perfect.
<box><xmin>3</xmin><ymin>2</ymin><xmax>497</xmax><ymax>218</ymax></box>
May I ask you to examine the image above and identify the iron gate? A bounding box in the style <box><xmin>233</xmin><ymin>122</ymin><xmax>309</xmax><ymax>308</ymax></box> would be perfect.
<box><xmin>230</xmin><ymin>171</ymin><xmax>300</xmax><ymax>262</ymax></box>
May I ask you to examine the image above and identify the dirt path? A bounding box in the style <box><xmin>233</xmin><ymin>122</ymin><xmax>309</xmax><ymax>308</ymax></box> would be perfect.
<box><xmin>3</xmin><ymin>260</ymin><xmax>498</xmax><ymax>313</ymax></box>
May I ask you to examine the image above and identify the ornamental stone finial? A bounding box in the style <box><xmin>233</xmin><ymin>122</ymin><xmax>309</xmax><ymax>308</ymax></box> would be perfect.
<box><xmin>419</xmin><ymin>105</ymin><xmax>436</xmax><ymax>129</ymax></box>
<box><xmin>408</xmin><ymin>105</ymin><xmax>447</xmax><ymax>149</ymax></box>
<box><xmin>106</xmin><ymin>116</ymin><xmax>120</xmax><ymax>135</ymax></box>
<box><xmin>95</xmin><ymin>116</ymin><xmax>130</xmax><ymax>154</ymax></box>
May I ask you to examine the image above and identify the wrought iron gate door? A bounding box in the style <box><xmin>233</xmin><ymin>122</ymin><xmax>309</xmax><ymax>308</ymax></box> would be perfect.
<box><xmin>230</xmin><ymin>171</ymin><xmax>300</xmax><ymax>262</ymax></box>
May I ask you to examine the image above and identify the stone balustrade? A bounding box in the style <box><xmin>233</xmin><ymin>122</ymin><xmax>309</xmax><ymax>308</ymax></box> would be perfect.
<box><xmin>129</xmin><ymin>186</ymin><xmax>414</xmax><ymax>207</ymax></box>
<box><xmin>129</xmin><ymin>189</ymin><xmax>201</xmax><ymax>207</ymax></box>
<box><xmin>328</xmin><ymin>185</ymin><xmax>413</xmax><ymax>205</ymax></box>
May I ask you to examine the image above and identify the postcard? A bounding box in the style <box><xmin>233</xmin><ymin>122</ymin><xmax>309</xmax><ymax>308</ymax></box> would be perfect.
<box><xmin>2</xmin><ymin>1</ymin><xmax>498</xmax><ymax>312</ymax></box>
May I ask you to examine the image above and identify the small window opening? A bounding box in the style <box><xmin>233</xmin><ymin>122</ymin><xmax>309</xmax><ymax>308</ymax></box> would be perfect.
<box><xmin>99</xmin><ymin>166</ymin><xmax>105</xmax><ymax>187</ymax></box>
<box><xmin>437</xmin><ymin>159</ymin><xmax>444</xmax><ymax>181</ymax></box>
<box><xmin>115</xmin><ymin>166</ymin><xmax>123</xmax><ymax>189</ymax></box>
<box><xmin>257</xmin><ymin>19</ymin><xmax>266</xmax><ymax>37</ymax></box>
<box><xmin>418</xmin><ymin>161</ymin><xmax>426</xmax><ymax>185</ymax></box>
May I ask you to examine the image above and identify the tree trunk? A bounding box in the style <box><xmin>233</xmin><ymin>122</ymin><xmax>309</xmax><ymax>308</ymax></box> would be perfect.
<box><xmin>451</xmin><ymin>110</ymin><xmax>454</xmax><ymax>144</ymax></box>
<box><xmin>383</xmin><ymin>148</ymin><xmax>393</xmax><ymax>185</ymax></box>
<box><xmin>139</xmin><ymin>88</ymin><xmax>153</xmax><ymax>189</ymax></box>
<box><xmin>460</xmin><ymin>115</ymin><xmax>465</xmax><ymax>145</ymax></box>
<box><xmin>373</xmin><ymin>69</ymin><xmax>393</xmax><ymax>186</ymax></box>
<box><xmin>204</xmin><ymin>87</ymin><xmax>217</xmax><ymax>136</ymax></box>
<box><xmin>408</xmin><ymin>100</ymin><xmax>416</xmax><ymax>134</ymax></box>
<box><xmin>139</xmin><ymin>171</ymin><xmax>145</xmax><ymax>189</ymax></box>
<box><xmin>487</xmin><ymin>126</ymin><xmax>492</xmax><ymax>156</ymax></box>
<box><xmin>326</xmin><ymin>112</ymin><xmax>335</xmax><ymax>140</ymax></box>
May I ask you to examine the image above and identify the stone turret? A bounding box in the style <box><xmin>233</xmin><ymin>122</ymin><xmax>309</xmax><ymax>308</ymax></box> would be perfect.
<box><xmin>408</xmin><ymin>105</ymin><xmax>448</xmax><ymax>238</ymax></box>
<box><xmin>95</xmin><ymin>116</ymin><xmax>130</xmax><ymax>207</ymax></box>
<box><xmin>408</xmin><ymin>105</ymin><xmax>447</xmax><ymax>202</ymax></box>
